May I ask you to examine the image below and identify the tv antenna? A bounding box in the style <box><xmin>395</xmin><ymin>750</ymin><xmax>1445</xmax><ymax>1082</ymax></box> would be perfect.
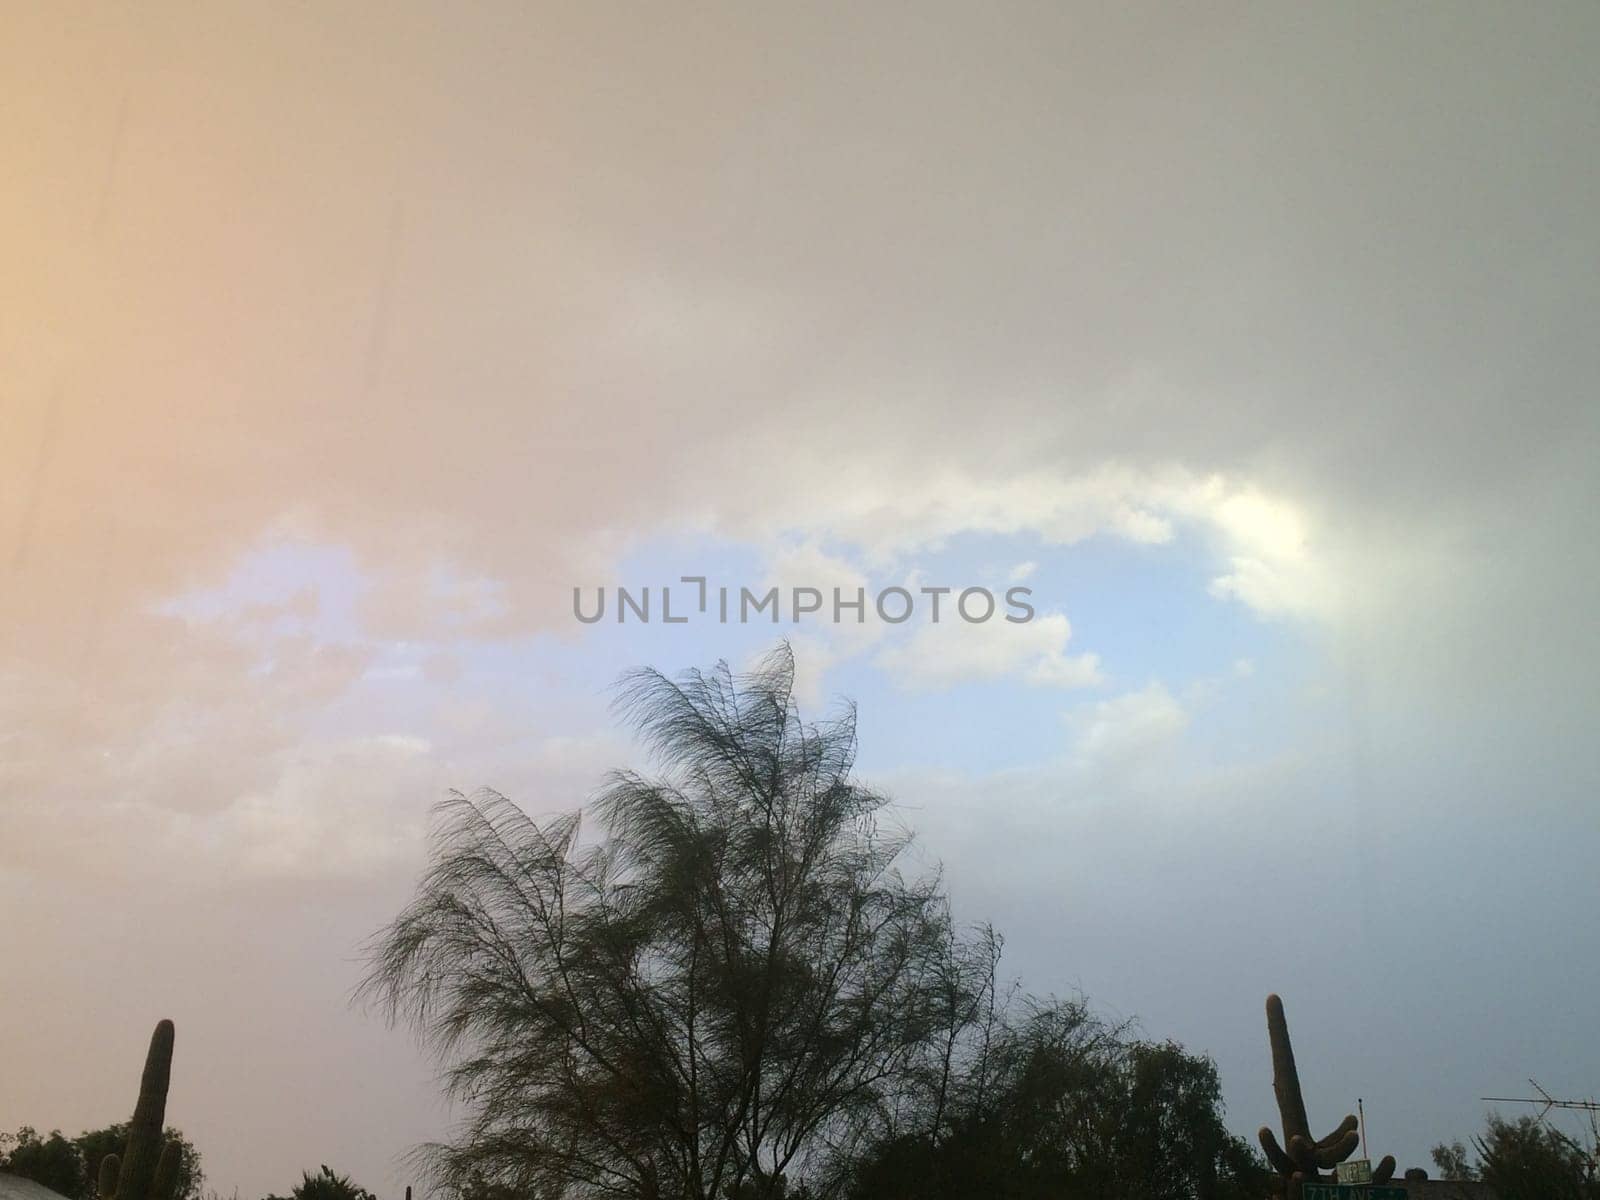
<box><xmin>1482</xmin><ymin>1079</ymin><xmax>1600</xmax><ymax>1173</ymax></box>
<box><xmin>1482</xmin><ymin>1079</ymin><xmax>1600</xmax><ymax>1120</ymax></box>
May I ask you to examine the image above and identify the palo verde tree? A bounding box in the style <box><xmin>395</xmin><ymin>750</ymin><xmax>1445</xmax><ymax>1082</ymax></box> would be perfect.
<box><xmin>1472</xmin><ymin>1115</ymin><xmax>1596</xmax><ymax>1200</ymax></box>
<box><xmin>840</xmin><ymin>998</ymin><xmax>1264</xmax><ymax>1200</ymax></box>
<box><xmin>361</xmin><ymin>647</ymin><xmax>969</xmax><ymax>1200</ymax></box>
<box><xmin>1433</xmin><ymin>1113</ymin><xmax>1600</xmax><ymax>1200</ymax></box>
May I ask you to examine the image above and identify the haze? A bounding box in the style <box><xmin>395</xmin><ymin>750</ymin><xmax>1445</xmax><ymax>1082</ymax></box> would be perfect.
<box><xmin>2</xmin><ymin>3</ymin><xmax>1597</xmax><ymax>1197</ymax></box>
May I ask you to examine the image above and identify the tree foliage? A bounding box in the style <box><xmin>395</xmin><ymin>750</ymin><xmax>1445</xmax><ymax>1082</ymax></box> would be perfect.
<box><xmin>0</xmin><ymin>1125</ymin><xmax>201</xmax><ymax>1200</ymax></box>
<box><xmin>362</xmin><ymin>648</ymin><xmax>965</xmax><ymax>1200</ymax></box>
<box><xmin>1473</xmin><ymin>1114</ymin><xmax>1597</xmax><ymax>1200</ymax></box>
<box><xmin>362</xmin><ymin>647</ymin><xmax>1265</xmax><ymax>1200</ymax></box>
<box><xmin>262</xmin><ymin>1166</ymin><xmax>376</xmax><ymax>1200</ymax></box>
<box><xmin>1</xmin><ymin>1127</ymin><xmax>86</xmax><ymax>1198</ymax></box>
<box><xmin>1430</xmin><ymin>1138</ymin><xmax>1477</xmax><ymax>1181</ymax></box>
<box><xmin>842</xmin><ymin>1001</ymin><xmax>1263</xmax><ymax>1200</ymax></box>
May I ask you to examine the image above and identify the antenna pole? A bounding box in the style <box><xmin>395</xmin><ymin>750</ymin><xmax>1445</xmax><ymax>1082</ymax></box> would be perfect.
<box><xmin>1481</xmin><ymin>1081</ymin><xmax>1600</xmax><ymax>1174</ymax></box>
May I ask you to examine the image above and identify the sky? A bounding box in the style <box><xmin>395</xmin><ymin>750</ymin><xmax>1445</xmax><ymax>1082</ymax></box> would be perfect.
<box><xmin>2</xmin><ymin>1</ymin><xmax>1598</xmax><ymax>1195</ymax></box>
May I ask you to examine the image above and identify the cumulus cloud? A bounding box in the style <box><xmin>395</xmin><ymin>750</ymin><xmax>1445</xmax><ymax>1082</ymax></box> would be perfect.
<box><xmin>876</xmin><ymin>611</ymin><xmax>1103</xmax><ymax>691</ymax></box>
<box><xmin>730</xmin><ymin>465</ymin><xmax>1337</xmax><ymax>627</ymax></box>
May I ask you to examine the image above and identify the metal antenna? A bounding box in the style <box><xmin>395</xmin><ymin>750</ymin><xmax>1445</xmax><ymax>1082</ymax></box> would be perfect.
<box><xmin>1481</xmin><ymin>1080</ymin><xmax>1600</xmax><ymax>1174</ymax></box>
<box><xmin>1481</xmin><ymin>1079</ymin><xmax>1600</xmax><ymax>1120</ymax></box>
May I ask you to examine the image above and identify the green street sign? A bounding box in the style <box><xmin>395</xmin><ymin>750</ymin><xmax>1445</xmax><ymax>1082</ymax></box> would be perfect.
<box><xmin>1336</xmin><ymin>1159</ymin><xmax>1374</xmax><ymax>1184</ymax></box>
<box><xmin>1302</xmin><ymin>1187</ymin><xmax>1407</xmax><ymax>1200</ymax></box>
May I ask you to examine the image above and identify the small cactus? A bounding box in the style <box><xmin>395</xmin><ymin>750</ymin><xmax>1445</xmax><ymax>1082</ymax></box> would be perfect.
<box><xmin>1258</xmin><ymin>995</ymin><xmax>1395</xmax><ymax>1194</ymax></box>
<box><xmin>98</xmin><ymin>1021</ymin><xmax>184</xmax><ymax>1200</ymax></box>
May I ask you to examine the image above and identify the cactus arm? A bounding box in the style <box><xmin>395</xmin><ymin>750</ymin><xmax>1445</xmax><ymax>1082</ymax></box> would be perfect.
<box><xmin>1288</xmin><ymin>1134</ymin><xmax>1321</xmax><ymax>1178</ymax></box>
<box><xmin>98</xmin><ymin>1155</ymin><xmax>122</xmax><ymax>1200</ymax></box>
<box><xmin>1313</xmin><ymin>1129</ymin><xmax>1360</xmax><ymax>1167</ymax></box>
<box><xmin>1259</xmin><ymin>1128</ymin><xmax>1296</xmax><ymax>1176</ymax></box>
<box><xmin>1315</xmin><ymin>1114</ymin><xmax>1358</xmax><ymax>1149</ymax></box>
<box><xmin>152</xmin><ymin>1141</ymin><xmax>183</xmax><ymax>1200</ymax></box>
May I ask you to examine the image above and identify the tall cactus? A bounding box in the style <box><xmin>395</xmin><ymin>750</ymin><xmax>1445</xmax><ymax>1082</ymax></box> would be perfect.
<box><xmin>97</xmin><ymin>1021</ymin><xmax>185</xmax><ymax>1200</ymax></box>
<box><xmin>1257</xmin><ymin>995</ymin><xmax>1395</xmax><ymax>1194</ymax></box>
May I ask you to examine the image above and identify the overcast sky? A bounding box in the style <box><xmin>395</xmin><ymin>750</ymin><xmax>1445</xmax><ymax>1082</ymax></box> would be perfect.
<box><xmin>3</xmin><ymin>3</ymin><xmax>1598</xmax><ymax>1196</ymax></box>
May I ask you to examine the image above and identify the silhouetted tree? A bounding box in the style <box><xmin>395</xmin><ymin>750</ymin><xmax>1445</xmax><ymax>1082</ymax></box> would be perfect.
<box><xmin>262</xmin><ymin>1167</ymin><xmax>375</xmax><ymax>1200</ymax></box>
<box><xmin>1431</xmin><ymin>1138</ymin><xmax>1478</xmax><ymax>1181</ymax></box>
<box><xmin>362</xmin><ymin>648</ymin><xmax>972</xmax><ymax>1200</ymax></box>
<box><xmin>840</xmin><ymin>1001</ymin><xmax>1264</xmax><ymax>1200</ymax></box>
<box><xmin>1474</xmin><ymin>1114</ymin><xmax>1597</xmax><ymax>1200</ymax></box>
<box><xmin>2</xmin><ymin>1127</ymin><xmax>86</xmax><ymax>1197</ymax></box>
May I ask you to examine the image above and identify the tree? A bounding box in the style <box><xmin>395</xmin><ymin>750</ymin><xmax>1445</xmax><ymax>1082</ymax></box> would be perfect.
<box><xmin>1431</xmin><ymin>1139</ymin><xmax>1478</xmax><ymax>1180</ymax></box>
<box><xmin>262</xmin><ymin>1166</ymin><xmax>376</xmax><ymax>1200</ymax></box>
<box><xmin>362</xmin><ymin>648</ymin><xmax>970</xmax><ymax>1200</ymax></box>
<box><xmin>74</xmin><ymin>1126</ymin><xmax>203</xmax><ymax>1200</ymax></box>
<box><xmin>1473</xmin><ymin>1114</ymin><xmax>1597</xmax><ymax>1200</ymax></box>
<box><xmin>841</xmin><ymin>1000</ymin><xmax>1264</xmax><ymax>1200</ymax></box>
<box><xmin>1116</xmin><ymin>1040</ymin><xmax>1264</xmax><ymax>1200</ymax></box>
<box><xmin>1</xmin><ymin>1127</ymin><xmax>86</xmax><ymax>1197</ymax></box>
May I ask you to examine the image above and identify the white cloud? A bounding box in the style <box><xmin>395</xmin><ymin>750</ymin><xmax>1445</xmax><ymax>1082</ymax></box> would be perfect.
<box><xmin>725</xmin><ymin>463</ymin><xmax>1181</xmax><ymax>563</ymax></box>
<box><xmin>736</xmin><ymin>469</ymin><xmax>1331</xmax><ymax>702</ymax></box>
<box><xmin>875</xmin><ymin>612</ymin><xmax>1103</xmax><ymax>692</ymax></box>
<box><xmin>757</xmin><ymin>542</ymin><xmax>887</xmax><ymax>706</ymax></box>
<box><xmin>722</xmin><ymin>463</ymin><xmax>1335</xmax><ymax>624</ymax></box>
<box><xmin>1066</xmin><ymin>682</ymin><xmax>1189</xmax><ymax>770</ymax></box>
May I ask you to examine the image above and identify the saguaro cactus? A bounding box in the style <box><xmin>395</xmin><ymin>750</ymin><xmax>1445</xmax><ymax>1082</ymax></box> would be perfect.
<box><xmin>97</xmin><ymin>1021</ymin><xmax>184</xmax><ymax>1200</ymax></box>
<box><xmin>1258</xmin><ymin>995</ymin><xmax>1395</xmax><ymax>1193</ymax></box>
